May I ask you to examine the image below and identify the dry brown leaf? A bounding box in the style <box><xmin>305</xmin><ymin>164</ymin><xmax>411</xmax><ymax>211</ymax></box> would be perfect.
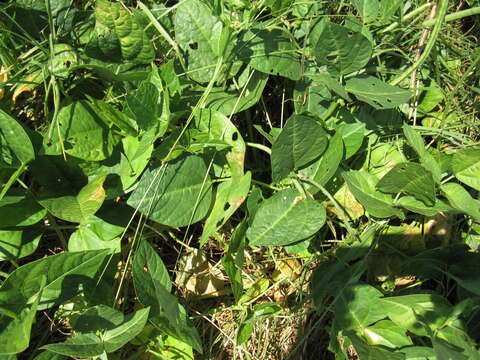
<box><xmin>175</xmin><ymin>248</ymin><xmax>227</xmax><ymax>298</ymax></box>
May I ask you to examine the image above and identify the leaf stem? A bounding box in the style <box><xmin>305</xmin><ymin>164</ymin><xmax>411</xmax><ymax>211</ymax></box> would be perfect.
<box><xmin>246</xmin><ymin>142</ymin><xmax>272</xmax><ymax>155</ymax></box>
<box><xmin>391</xmin><ymin>0</ymin><xmax>449</xmax><ymax>86</ymax></box>
<box><xmin>380</xmin><ymin>2</ymin><xmax>434</xmax><ymax>33</ymax></box>
<box><xmin>423</xmin><ymin>6</ymin><xmax>480</xmax><ymax>26</ymax></box>
<box><xmin>0</xmin><ymin>162</ymin><xmax>27</xmax><ymax>202</ymax></box>
<box><xmin>300</xmin><ymin>177</ymin><xmax>358</xmax><ymax>239</ymax></box>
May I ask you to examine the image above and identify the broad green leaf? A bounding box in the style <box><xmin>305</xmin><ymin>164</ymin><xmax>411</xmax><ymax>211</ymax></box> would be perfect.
<box><xmin>299</xmin><ymin>132</ymin><xmax>344</xmax><ymax>193</ymax></box>
<box><xmin>398</xmin><ymin>196</ymin><xmax>450</xmax><ymax>217</ymax></box>
<box><xmin>42</xmin><ymin>307</ymin><xmax>150</xmax><ymax>357</ymax></box>
<box><xmin>418</xmin><ymin>80</ymin><xmax>444</xmax><ymax>114</ymax></box>
<box><xmin>175</xmin><ymin>0</ymin><xmax>226</xmax><ymax>83</ymax></box>
<box><xmin>222</xmin><ymin>220</ymin><xmax>247</xmax><ymax>302</ymax></box>
<box><xmin>311</xmin><ymin>226</ymin><xmax>377</xmax><ymax>310</ymax></box>
<box><xmin>240</xmin><ymin>28</ymin><xmax>302</xmax><ymax>80</ymax></box>
<box><xmin>45</xmin><ymin>101</ymin><xmax>114</xmax><ymax>161</ymax></box>
<box><xmin>200</xmin><ymin>173</ymin><xmax>251</xmax><ymax>246</ymax></box>
<box><xmin>0</xmin><ymin>277</ymin><xmax>44</xmax><ymax>355</ymax></box>
<box><xmin>364</xmin><ymin>320</ymin><xmax>412</xmax><ymax>348</ymax></box>
<box><xmin>343</xmin><ymin>171</ymin><xmax>403</xmax><ymax>218</ymax></box>
<box><xmin>157</xmin><ymin>335</ymin><xmax>194</xmax><ymax>360</ymax></box>
<box><xmin>451</xmin><ymin>148</ymin><xmax>480</xmax><ymax>191</ymax></box>
<box><xmin>142</xmin><ymin>279</ymin><xmax>203</xmax><ymax>352</ymax></box>
<box><xmin>133</xmin><ymin>240</ymin><xmax>171</xmax><ymax>317</ymax></box>
<box><xmin>271</xmin><ymin>115</ymin><xmax>328</xmax><ymax>182</ymax></box>
<box><xmin>333</xmin><ymin>284</ymin><xmax>385</xmax><ymax>330</ymax></box>
<box><xmin>293</xmin><ymin>77</ymin><xmax>332</xmax><ymax>118</ymax></box>
<box><xmin>246</xmin><ymin>188</ymin><xmax>326</xmax><ymax>246</ymax></box>
<box><xmin>126</xmin><ymin>82</ymin><xmax>163</xmax><ymax>131</ymax></box>
<box><xmin>0</xmin><ymin>108</ymin><xmax>34</xmax><ymax>165</ymax></box>
<box><xmin>0</xmin><ymin>191</ymin><xmax>47</xmax><ymax>227</ymax></box>
<box><xmin>194</xmin><ymin>109</ymin><xmax>246</xmax><ymax>178</ymax></box>
<box><xmin>436</xmin><ymin>321</ymin><xmax>480</xmax><ymax>360</ymax></box>
<box><xmin>33</xmin><ymin>351</ymin><xmax>68</xmax><ymax>360</ymax></box>
<box><xmin>348</xmin><ymin>334</ymin><xmax>406</xmax><ymax>360</ymax></box>
<box><xmin>402</xmin><ymin>125</ymin><xmax>442</xmax><ymax>182</ymax></box>
<box><xmin>0</xmin><ymin>229</ymin><xmax>42</xmax><ymax>261</ymax></box>
<box><xmin>379</xmin><ymin>0</ymin><xmax>403</xmax><ymax>21</ymax></box>
<box><xmin>86</xmin><ymin>0</ymin><xmax>154</xmax><ymax>64</ymax></box>
<box><xmin>336</xmin><ymin>122</ymin><xmax>366</xmax><ymax>159</ymax></box>
<box><xmin>441</xmin><ymin>183</ymin><xmax>480</xmax><ymax>222</ymax></box>
<box><xmin>68</xmin><ymin>227</ymin><xmax>120</xmax><ymax>253</ymax></box>
<box><xmin>127</xmin><ymin>155</ymin><xmax>212</xmax><ymax>227</ymax></box>
<box><xmin>346</xmin><ymin>76</ymin><xmax>411</xmax><ymax>109</ymax></box>
<box><xmin>199</xmin><ymin>69</ymin><xmax>268</xmax><ymax>115</ymax></box>
<box><xmin>0</xmin><ymin>249</ymin><xmax>110</xmax><ymax>312</ymax></box>
<box><xmin>39</xmin><ymin>176</ymin><xmax>106</xmax><ymax>223</ymax></box>
<box><xmin>352</xmin><ymin>0</ymin><xmax>380</xmax><ymax>22</ymax></box>
<box><xmin>87</xmin><ymin>97</ymin><xmax>138</xmax><ymax>137</ymax></box>
<box><xmin>380</xmin><ymin>294</ymin><xmax>452</xmax><ymax>336</ymax></box>
<box><xmin>376</xmin><ymin>163</ymin><xmax>436</xmax><ymax>206</ymax></box>
<box><xmin>312</xmin><ymin>20</ymin><xmax>372</xmax><ymax>75</ymax></box>
<box><xmin>399</xmin><ymin>347</ymin><xmax>436</xmax><ymax>360</ymax></box>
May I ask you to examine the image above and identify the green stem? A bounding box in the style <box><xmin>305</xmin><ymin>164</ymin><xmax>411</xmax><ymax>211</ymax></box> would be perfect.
<box><xmin>251</xmin><ymin>179</ymin><xmax>281</xmax><ymax>191</ymax></box>
<box><xmin>292</xmin><ymin>178</ymin><xmax>307</xmax><ymax>198</ymax></box>
<box><xmin>391</xmin><ymin>0</ymin><xmax>449</xmax><ymax>86</ymax></box>
<box><xmin>46</xmin><ymin>213</ymin><xmax>68</xmax><ymax>250</ymax></box>
<box><xmin>301</xmin><ymin>177</ymin><xmax>358</xmax><ymax>239</ymax></box>
<box><xmin>380</xmin><ymin>3</ymin><xmax>433</xmax><ymax>33</ymax></box>
<box><xmin>423</xmin><ymin>6</ymin><xmax>480</xmax><ymax>26</ymax></box>
<box><xmin>0</xmin><ymin>162</ymin><xmax>27</xmax><ymax>201</ymax></box>
<box><xmin>138</xmin><ymin>1</ymin><xmax>186</xmax><ymax>71</ymax></box>
<box><xmin>246</xmin><ymin>142</ymin><xmax>272</xmax><ymax>155</ymax></box>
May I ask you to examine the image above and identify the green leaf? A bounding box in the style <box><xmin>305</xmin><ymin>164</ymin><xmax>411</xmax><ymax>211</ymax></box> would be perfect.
<box><xmin>45</xmin><ymin>101</ymin><xmax>115</xmax><ymax>161</ymax></box>
<box><xmin>363</xmin><ymin>320</ymin><xmax>413</xmax><ymax>348</ymax></box>
<box><xmin>346</xmin><ymin>76</ymin><xmax>411</xmax><ymax>109</ymax></box>
<box><xmin>0</xmin><ymin>191</ymin><xmax>47</xmax><ymax>227</ymax></box>
<box><xmin>311</xmin><ymin>20</ymin><xmax>372</xmax><ymax>75</ymax></box>
<box><xmin>343</xmin><ymin>171</ymin><xmax>403</xmax><ymax>218</ymax></box>
<box><xmin>348</xmin><ymin>334</ymin><xmax>406</xmax><ymax>360</ymax></box>
<box><xmin>441</xmin><ymin>183</ymin><xmax>480</xmax><ymax>222</ymax></box>
<box><xmin>126</xmin><ymin>82</ymin><xmax>161</xmax><ymax>131</ymax></box>
<box><xmin>199</xmin><ymin>69</ymin><xmax>268</xmax><ymax>115</ymax></box>
<box><xmin>402</xmin><ymin>125</ymin><xmax>442</xmax><ymax>182</ymax></box>
<box><xmin>333</xmin><ymin>284</ymin><xmax>385</xmax><ymax>330</ymax></box>
<box><xmin>133</xmin><ymin>240</ymin><xmax>171</xmax><ymax>317</ymax></box>
<box><xmin>39</xmin><ymin>176</ymin><xmax>106</xmax><ymax>223</ymax></box>
<box><xmin>399</xmin><ymin>347</ymin><xmax>436</xmax><ymax>360</ymax></box>
<box><xmin>87</xmin><ymin>97</ymin><xmax>138</xmax><ymax>137</ymax></box>
<box><xmin>380</xmin><ymin>294</ymin><xmax>452</xmax><ymax>336</ymax></box>
<box><xmin>194</xmin><ymin>109</ymin><xmax>246</xmax><ymax>178</ymax></box>
<box><xmin>222</xmin><ymin>220</ymin><xmax>247</xmax><ymax>302</ymax></box>
<box><xmin>451</xmin><ymin>148</ymin><xmax>480</xmax><ymax>191</ymax></box>
<box><xmin>240</xmin><ymin>28</ymin><xmax>302</xmax><ymax>80</ymax></box>
<box><xmin>376</xmin><ymin>163</ymin><xmax>436</xmax><ymax>206</ymax></box>
<box><xmin>336</xmin><ymin>122</ymin><xmax>366</xmax><ymax>159</ymax></box>
<box><xmin>352</xmin><ymin>0</ymin><xmax>380</xmax><ymax>22</ymax></box>
<box><xmin>271</xmin><ymin>115</ymin><xmax>328</xmax><ymax>182</ymax></box>
<box><xmin>175</xmin><ymin>0</ymin><xmax>225</xmax><ymax>83</ymax></box>
<box><xmin>42</xmin><ymin>307</ymin><xmax>150</xmax><ymax>357</ymax></box>
<box><xmin>127</xmin><ymin>155</ymin><xmax>212</xmax><ymax>227</ymax></box>
<box><xmin>246</xmin><ymin>188</ymin><xmax>326</xmax><ymax>246</ymax></box>
<box><xmin>86</xmin><ymin>0</ymin><xmax>154</xmax><ymax>64</ymax></box>
<box><xmin>398</xmin><ymin>196</ymin><xmax>450</xmax><ymax>217</ymax></box>
<box><xmin>0</xmin><ymin>249</ymin><xmax>110</xmax><ymax>312</ymax></box>
<box><xmin>299</xmin><ymin>132</ymin><xmax>344</xmax><ymax>193</ymax></box>
<box><xmin>378</xmin><ymin>0</ymin><xmax>403</xmax><ymax>21</ymax></box>
<box><xmin>200</xmin><ymin>172</ymin><xmax>251</xmax><ymax>246</ymax></box>
<box><xmin>0</xmin><ymin>108</ymin><xmax>34</xmax><ymax>165</ymax></box>
<box><xmin>0</xmin><ymin>229</ymin><xmax>42</xmax><ymax>261</ymax></box>
<box><xmin>0</xmin><ymin>276</ymin><xmax>44</xmax><ymax>355</ymax></box>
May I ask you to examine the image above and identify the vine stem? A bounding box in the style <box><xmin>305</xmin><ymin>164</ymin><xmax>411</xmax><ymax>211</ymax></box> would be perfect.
<box><xmin>391</xmin><ymin>0</ymin><xmax>449</xmax><ymax>86</ymax></box>
<box><xmin>299</xmin><ymin>176</ymin><xmax>359</xmax><ymax>240</ymax></box>
<box><xmin>423</xmin><ymin>6</ymin><xmax>480</xmax><ymax>26</ymax></box>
